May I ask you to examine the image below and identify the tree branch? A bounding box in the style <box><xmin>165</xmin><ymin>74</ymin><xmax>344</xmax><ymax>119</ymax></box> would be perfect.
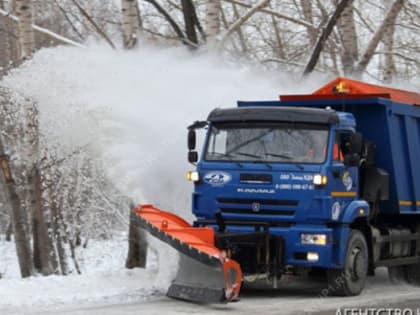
<box><xmin>144</xmin><ymin>0</ymin><xmax>190</xmax><ymax>45</ymax></box>
<box><xmin>69</xmin><ymin>0</ymin><xmax>116</xmax><ymax>49</ymax></box>
<box><xmin>221</xmin><ymin>0</ymin><xmax>317</xmax><ymax>32</ymax></box>
<box><xmin>217</xmin><ymin>0</ymin><xmax>270</xmax><ymax>50</ymax></box>
<box><xmin>0</xmin><ymin>8</ymin><xmax>83</xmax><ymax>48</ymax></box>
<box><xmin>354</xmin><ymin>0</ymin><xmax>405</xmax><ymax>76</ymax></box>
<box><xmin>302</xmin><ymin>0</ymin><xmax>354</xmax><ymax>76</ymax></box>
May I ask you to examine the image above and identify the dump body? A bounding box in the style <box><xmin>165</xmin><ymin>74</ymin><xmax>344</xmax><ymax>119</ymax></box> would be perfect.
<box><xmin>268</xmin><ymin>96</ymin><xmax>420</xmax><ymax>214</ymax></box>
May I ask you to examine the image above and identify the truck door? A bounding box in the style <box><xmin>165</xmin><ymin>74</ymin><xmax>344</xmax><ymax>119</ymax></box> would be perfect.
<box><xmin>329</xmin><ymin>132</ymin><xmax>359</xmax><ymax>221</ymax></box>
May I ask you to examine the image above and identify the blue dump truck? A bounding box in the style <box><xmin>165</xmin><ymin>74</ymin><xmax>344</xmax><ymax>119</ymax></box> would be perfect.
<box><xmin>135</xmin><ymin>77</ymin><xmax>420</xmax><ymax>303</ymax></box>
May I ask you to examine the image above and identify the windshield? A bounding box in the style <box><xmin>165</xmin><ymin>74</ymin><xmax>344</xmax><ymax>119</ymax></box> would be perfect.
<box><xmin>205</xmin><ymin>123</ymin><xmax>329</xmax><ymax>164</ymax></box>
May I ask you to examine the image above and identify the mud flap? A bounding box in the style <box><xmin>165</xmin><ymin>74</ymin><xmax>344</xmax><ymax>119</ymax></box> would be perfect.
<box><xmin>134</xmin><ymin>204</ymin><xmax>242</xmax><ymax>303</ymax></box>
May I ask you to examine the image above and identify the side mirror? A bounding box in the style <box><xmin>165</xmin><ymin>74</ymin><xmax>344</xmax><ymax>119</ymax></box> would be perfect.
<box><xmin>188</xmin><ymin>151</ymin><xmax>198</xmax><ymax>164</ymax></box>
<box><xmin>188</xmin><ymin>129</ymin><xmax>196</xmax><ymax>151</ymax></box>
<box><xmin>349</xmin><ymin>132</ymin><xmax>362</xmax><ymax>154</ymax></box>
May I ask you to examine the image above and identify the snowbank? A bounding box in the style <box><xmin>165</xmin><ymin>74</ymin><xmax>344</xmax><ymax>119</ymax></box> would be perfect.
<box><xmin>0</xmin><ymin>233</ymin><xmax>164</xmax><ymax>311</ymax></box>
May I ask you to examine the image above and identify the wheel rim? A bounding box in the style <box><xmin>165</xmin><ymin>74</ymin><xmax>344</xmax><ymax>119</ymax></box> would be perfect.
<box><xmin>349</xmin><ymin>246</ymin><xmax>366</xmax><ymax>281</ymax></box>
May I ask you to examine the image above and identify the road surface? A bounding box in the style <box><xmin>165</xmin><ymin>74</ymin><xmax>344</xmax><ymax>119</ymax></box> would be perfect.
<box><xmin>10</xmin><ymin>268</ymin><xmax>420</xmax><ymax>315</ymax></box>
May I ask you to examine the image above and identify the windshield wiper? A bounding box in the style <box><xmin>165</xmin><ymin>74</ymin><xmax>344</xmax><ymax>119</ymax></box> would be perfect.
<box><xmin>233</xmin><ymin>152</ymin><xmax>272</xmax><ymax>169</ymax></box>
<box><xmin>234</xmin><ymin>152</ymin><xmax>260</xmax><ymax>158</ymax></box>
<box><xmin>265</xmin><ymin>152</ymin><xmax>303</xmax><ymax>170</ymax></box>
<box><xmin>208</xmin><ymin>152</ymin><xmax>243</xmax><ymax>168</ymax></box>
<box><xmin>265</xmin><ymin>152</ymin><xmax>292</xmax><ymax>159</ymax></box>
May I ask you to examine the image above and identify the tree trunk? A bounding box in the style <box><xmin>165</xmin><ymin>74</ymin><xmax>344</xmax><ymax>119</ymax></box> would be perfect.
<box><xmin>0</xmin><ymin>87</ymin><xmax>34</xmax><ymax>277</ymax></box>
<box><xmin>6</xmin><ymin>220</ymin><xmax>13</xmax><ymax>241</ymax></box>
<box><xmin>121</xmin><ymin>0</ymin><xmax>140</xmax><ymax>49</ymax></box>
<box><xmin>10</xmin><ymin>189</ymin><xmax>33</xmax><ymax>277</ymax></box>
<box><xmin>0</xmin><ymin>1</ymin><xmax>19</xmax><ymax>71</ymax></box>
<box><xmin>126</xmin><ymin>208</ymin><xmax>147</xmax><ymax>269</ymax></box>
<box><xmin>0</xmin><ymin>159</ymin><xmax>34</xmax><ymax>277</ymax></box>
<box><xmin>300</xmin><ymin>0</ymin><xmax>316</xmax><ymax>46</ymax></box>
<box><xmin>336</xmin><ymin>2</ymin><xmax>358</xmax><ymax>75</ymax></box>
<box><xmin>0</xmin><ymin>2</ymin><xmax>11</xmax><ymax>70</ymax></box>
<box><xmin>206</xmin><ymin>0</ymin><xmax>220</xmax><ymax>43</ymax></box>
<box><xmin>181</xmin><ymin>0</ymin><xmax>198</xmax><ymax>46</ymax></box>
<box><xmin>30</xmin><ymin>167</ymin><xmax>57</xmax><ymax>275</ymax></box>
<box><xmin>354</xmin><ymin>0</ymin><xmax>404</xmax><ymax>76</ymax></box>
<box><xmin>15</xmin><ymin>0</ymin><xmax>35</xmax><ymax>58</ymax></box>
<box><xmin>382</xmin><ymin>0</ymin><xmax>397</xmax><ymax>83</ymax></box>
<box><xmin>51</xmin><ymin>187</ymin><xmax>69</xmax><ymax>275</ymax></box>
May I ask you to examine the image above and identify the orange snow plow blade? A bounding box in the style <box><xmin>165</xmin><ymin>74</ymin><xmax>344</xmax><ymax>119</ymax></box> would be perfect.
<box><xmin>134</xmin><ymin>204</ymin><xmax>242</xmax><ymax>303</ymax></box>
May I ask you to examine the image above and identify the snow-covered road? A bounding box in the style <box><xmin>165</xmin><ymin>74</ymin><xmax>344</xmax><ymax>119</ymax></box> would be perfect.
<box><xmin>6</xmin><ymin>269</ymin><xmax>419</xmax><ymax>315</ymax></box>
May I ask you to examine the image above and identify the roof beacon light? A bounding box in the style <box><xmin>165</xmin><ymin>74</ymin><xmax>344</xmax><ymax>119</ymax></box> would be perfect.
<box><xmin>333</xmin><ymin>81</ymin><xmax>349</xmax><ymax>95</ymax></box>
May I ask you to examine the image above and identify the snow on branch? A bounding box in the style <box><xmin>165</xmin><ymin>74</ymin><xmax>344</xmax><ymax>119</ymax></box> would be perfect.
<box><xmin>221</xmin><ymin>0</ymin><xmax>317</xmax><ymax>31</ymax></box>
<box><xmin>217</xmin><ymin>0</ymin><xmax>270</xmax><ymax>50</ymax></box>
<box><xmin>0</xmin><ymin>8</ymin><xmax>84</xmax><ymax>48</ymax></box>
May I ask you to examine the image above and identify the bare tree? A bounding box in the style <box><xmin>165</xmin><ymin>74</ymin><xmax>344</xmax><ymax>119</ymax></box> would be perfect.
<box><xmin>354</xmin><ymin>0</ymin><xmax>405</xmax><ymax>76</ymax></box>
<box><xmin>15</xmin><ymin>0</ymin><xmax>35</xmax><ymax>58</ymax></box>
<box><xmin>382</xmin><ymin>0</ymin><xmax>397</xmax><ymax>83</ymax></box>
<box><xmin>336</xmin><ymin>1</ymin><xmax>358</xmax><ymax>75</ymax></box>
<box><xmin>303</xmin><ymin>0</ymin><xmax>353</xmax><ymax>76</ymax></box>
<box><xmin>206</xmin><ymin>0</ymin><xmax>221</xmax><ymax>43</ymax></box>
<box><xmin>70</xmin><ymin>0</ymin><xmax>115</xmax><ymax>49</ymax></box>
<box><xmin>144</xmin><ymin>0</ymin><xmax>188</xmax><ymax>44</ymax></box>
<box><xmin>121</xmin><ymin>0</ymin><xmax>140</xmax><ymax>49</ymax></box>
<box><xmin>300</xmin><ymin>0</ymin><xmax>316</xmax><ymax>46</ymax></box>
<box><xmin>0</xmin><ymin>0</ymin><xmax>11</xmax><ymax>70</ymax></box>
<box><xmin>126</xmin><ymin>205</ymin><xmax>147</xmax><ymax>269</ymax></box>
<box><xmin>218</xmin><ymin>0</ymin><xmax>270</xmax><ymax>50</ymax></box>
<box><xmin>0</xmin><ymin>87</ymin><xmax>34</xmax><ymax>278</ymax></box>
<box><xmin>181</xmin><ymin>0</ymin><xmax>198</xmax><ymax>46</ymax></box>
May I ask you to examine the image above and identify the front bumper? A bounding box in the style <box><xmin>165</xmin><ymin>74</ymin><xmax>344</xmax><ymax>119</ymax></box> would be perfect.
<box><xmin>198</xmin><ymin>221</ymin><xmax>344</xmax><ymax>269</ymax></box>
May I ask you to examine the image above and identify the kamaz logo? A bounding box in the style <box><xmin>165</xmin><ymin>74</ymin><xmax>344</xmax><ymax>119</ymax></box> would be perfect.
<box><xmin>204</xmin><ymin>171</ymin><xmax>232</xmax><ymax>186</ymax></box>
<box><xmin>252</xmin><ymin>202</ymin><xmax>261</xmax><ymax>212</ymax></box>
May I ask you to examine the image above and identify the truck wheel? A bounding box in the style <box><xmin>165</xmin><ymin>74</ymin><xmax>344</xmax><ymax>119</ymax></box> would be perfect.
<box><xmin>388</xmin><ymin>266</ymin><xmax>407</xmax><ymax>284</ymax></box>
<box><xmin>405</xmin><ymin>224</ymin><xmax>420</xmax><ymax>286</ymax></box>
<box><xmin>405</xmin><ymin>265</ymin><xmax>420</xmax><ymax>286</ymax></box>
<box><xmin>327</xmin><ymin>230</ymin><xmax>368</xmax><ymax>296</ymax></box>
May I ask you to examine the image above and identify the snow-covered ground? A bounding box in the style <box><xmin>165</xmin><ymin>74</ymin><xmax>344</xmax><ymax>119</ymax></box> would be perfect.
<box><xmin>1</xmin><ymin>45</ymin><xmax>420</xmax><ymax>314</ymax></box>
<box><xmin>0</xmin><ymin>233</ymin><xmax>163</xmax><ymax>312</ymax></box>
<box><xmin>3</xmin><ymin>233</ymin><xmax>420</xmax><ymax>315</ymax></box>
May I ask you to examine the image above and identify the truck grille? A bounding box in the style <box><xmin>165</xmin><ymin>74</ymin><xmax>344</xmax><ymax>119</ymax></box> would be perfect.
<box><xmin>240</xmin><ymin>173</ymin><xmax>272</xmax><ymax>184</ymax></box>
<box><xmin>217</xmin><ymin>198</ymin><xmax>297</xmax><ymax>216</ymax></box>
<box><xmin>220</xmin><ymin>208</ymin><xmax>295</xmax><ymax>216</ymax></box>
<box><xmin>217</xmin><ymin>198</ymin><xmax>298</xmax><ymax>206</ymax></box>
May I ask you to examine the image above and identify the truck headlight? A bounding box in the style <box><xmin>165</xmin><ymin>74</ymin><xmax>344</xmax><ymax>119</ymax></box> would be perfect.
<box><xmin>313</xmin><ymin>174</ymin><xmax>327</xmax><ymax>186</ymax></box>
<box><xmin>301</xmin><ymin>233</ymin><xmax>327</xmax><ymax>246</ymax></box>
<box><xmin>307</xmin><ymin>252</ymin><xmax>319</xmax><ymax>262</ymax></box>
<box><xmin>187</xmin><ymin>171</ymin><xmax>200</xmax><ymax>182</ymax></box>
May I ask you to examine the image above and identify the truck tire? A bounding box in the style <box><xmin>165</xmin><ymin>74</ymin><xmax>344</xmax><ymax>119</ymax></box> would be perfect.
<box><xmin>388</xmin><ymin>266</ymin><xmax>407</xmax><ymax>284</ymax></box>
<box><xmin>327</xmin><ymin>230</ymin><xmax>368</xmax><ymax>296</ymax></box>
<box><xmin>405</xmin><ymin>224</ymin><xmax>420</xmax><ymax>286</ymax></box>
